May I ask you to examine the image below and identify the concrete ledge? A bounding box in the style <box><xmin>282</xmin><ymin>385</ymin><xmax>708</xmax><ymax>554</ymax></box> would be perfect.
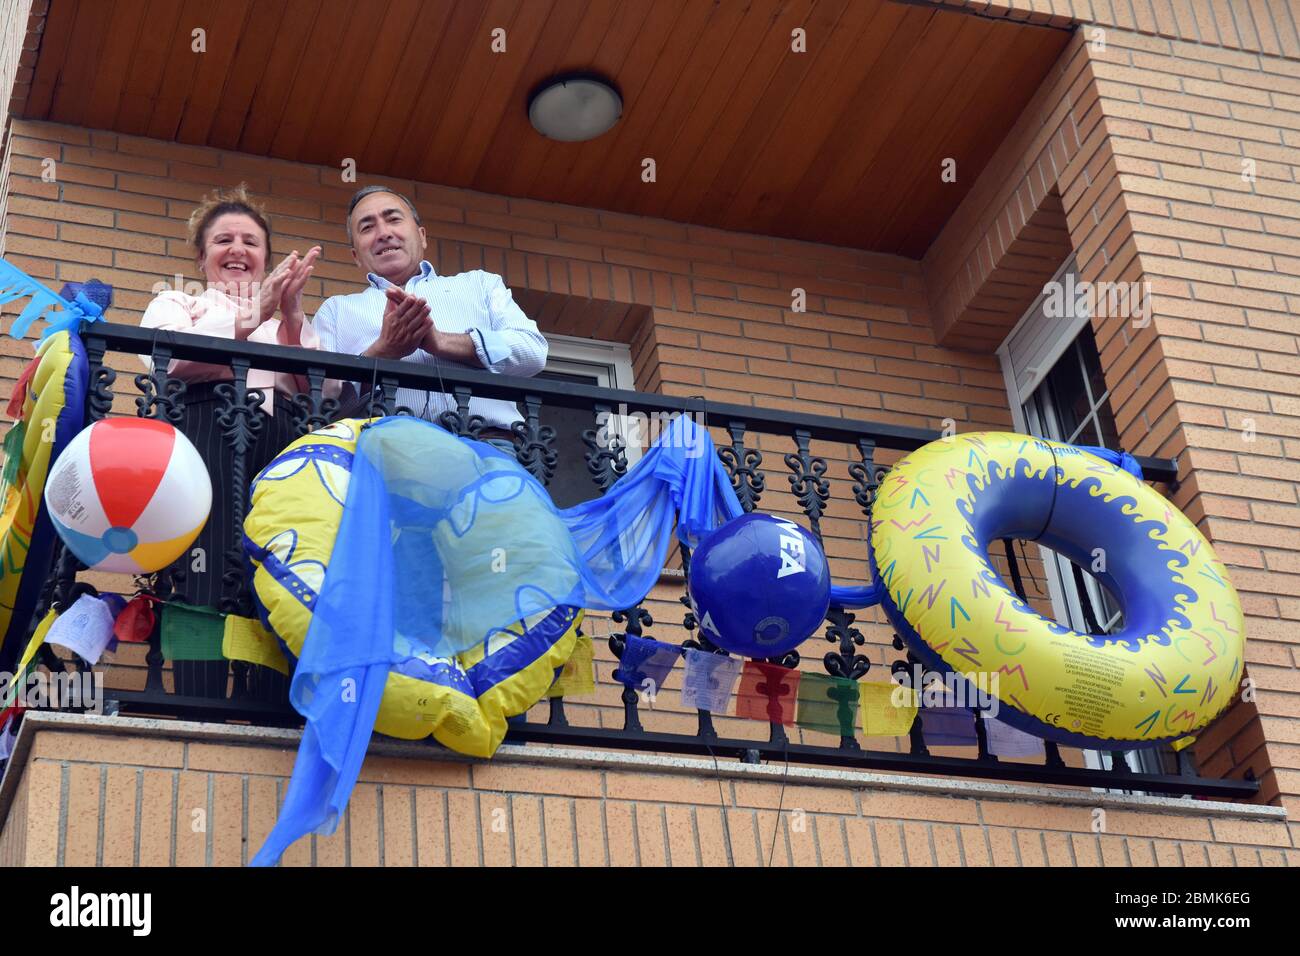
<box><xmin>1</xmin><ymin>711</ymin><xmax>1284</xmax><ymax>834</ymax></box>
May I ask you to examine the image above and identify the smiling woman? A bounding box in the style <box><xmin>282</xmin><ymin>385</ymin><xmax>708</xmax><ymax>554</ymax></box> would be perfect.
<box><xmin>137</xmin><ymin>185</ymin><xmax>338</xmax><ymax>690</ymax></box>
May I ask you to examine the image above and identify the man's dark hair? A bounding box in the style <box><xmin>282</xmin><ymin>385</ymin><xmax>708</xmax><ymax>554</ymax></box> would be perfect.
<box><xmin>346</xmin><ymin>185</ymin><xmax>422</xmax><ymax>243</ymax></box>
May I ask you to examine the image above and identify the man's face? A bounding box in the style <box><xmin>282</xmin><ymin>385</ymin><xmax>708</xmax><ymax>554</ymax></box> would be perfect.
<box><xmin>349</xmin><ymin>191</ymin><xmax>427</xmax><ymax>284</ymax></box>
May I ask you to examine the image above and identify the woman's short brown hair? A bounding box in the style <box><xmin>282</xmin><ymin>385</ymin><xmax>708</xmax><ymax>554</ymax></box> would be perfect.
<box><xmin>188</xmin><ymin>183</ymin><xmax>272</xmax><ymax>258</ymax></box>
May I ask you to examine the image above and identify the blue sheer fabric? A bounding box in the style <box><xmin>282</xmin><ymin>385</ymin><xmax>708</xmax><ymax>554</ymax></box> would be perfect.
<box><xmin>0</xmin><ymin>258</ymin><xmax>108</xmax><ymax>341</ymax></box>
<box><xmin>251</xmin><ymin>413</ymin><xmax>885</xmax><ymax>865</ymax></box>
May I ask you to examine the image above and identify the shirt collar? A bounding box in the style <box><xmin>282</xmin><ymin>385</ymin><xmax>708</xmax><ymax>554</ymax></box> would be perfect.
<box><xmin>366</xmin><ymin>259</ymin><xmax>435</xmax><ymax>291</ymax></box>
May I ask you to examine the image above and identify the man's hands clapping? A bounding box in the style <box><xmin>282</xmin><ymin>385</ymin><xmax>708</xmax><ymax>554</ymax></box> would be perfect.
<box><xmin>364</xmin><ymin>286</ymin><xmax>432</xmax><ymax>360</ymax></box>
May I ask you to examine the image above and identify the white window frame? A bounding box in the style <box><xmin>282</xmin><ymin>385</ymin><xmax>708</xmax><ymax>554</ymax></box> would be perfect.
<box><xmin>995</xmin><ymin>258</ymin><xmax>1171</xmax><ymax>781</ymax></box>
<box><xmin>542</xmin><ymin>332</ymin><xmax>642</xmax><ymax>467</ymax></box>
<box><xmin>995</xmin><ymin>256</ymin><xmax>1091</xmax><ymax>635</ymax></box>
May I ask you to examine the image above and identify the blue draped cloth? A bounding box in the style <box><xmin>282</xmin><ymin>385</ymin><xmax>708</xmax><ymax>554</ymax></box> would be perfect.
<box><xmin>0</xmin><ymin>258</ymin><xmax>108</xmax><ymax>341</ymax></box>
<box><xmin>250</xmin><ymin>414</ymin><xmax>890</xmax><ymax>864</ymax></box>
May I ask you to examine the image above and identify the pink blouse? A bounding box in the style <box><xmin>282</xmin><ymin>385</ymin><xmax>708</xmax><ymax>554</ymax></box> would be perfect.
<box><xmin>139</xmin><ymin>288</ymin><xmax>339</xmax><ymax>413</ymax></box>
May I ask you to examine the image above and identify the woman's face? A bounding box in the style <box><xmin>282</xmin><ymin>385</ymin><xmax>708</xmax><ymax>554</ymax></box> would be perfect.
<box><xmin>199</xmin><ymin>212</ymin><xmax>268</xmax><ymax>292</ymax></box>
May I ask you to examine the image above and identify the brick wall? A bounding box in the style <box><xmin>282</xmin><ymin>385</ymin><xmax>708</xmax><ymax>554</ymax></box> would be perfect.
<box><xmin>0</xmin><ymin>715</ymin><xmax>1292</xmax><ymax>867</ymax></box>
<box><xmin>3</xmin><ymin>3</ymin><xmax>1298</xmax><ymax>848</ymax></box>
<box><xmin>922</xmin><ymin>13</ymin><xmax>1300</xmax><ymax>813</ymax></box>
<box><xmin>947</xmin><ymin>0</ymin><xmax>1300</xmax><ymax>60</ymax></box>
<box><xmin>0</xmin><ymin>116</ymin><xmax>1036</xmax><ymax>766</ymax></box>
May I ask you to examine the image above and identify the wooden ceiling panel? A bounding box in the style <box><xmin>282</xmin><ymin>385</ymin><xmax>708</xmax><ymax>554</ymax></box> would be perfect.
<box><xmin>288</xmin><ymin>1</ymin><xmax>387</xmax><ymax>164</ymax></box>
<box><xmin>856</xmin><ymin>16</ymin><xmax>1020</xmax><ymax>252</ymax></box>
<box><xmin>719</xmin><ymin>0</ymin><xmax>899</xmax><ymax>229</ymax></box>
<box><xmin>656</xmin><ymin>0</ymin><xmax>817</xmax><ymax>225</ymax></box>
<box><xmin>22</xmin><ymin>0</ymin><xmax>1072</xmax><ymax>258</ymax></box>
<box><xmin>449</xmin><ymin>0</ymin><xmax>589</xmax><ymax>191</ymax></box>
<box><xmin>146</xmin><ymin>0</ymin><xmax>218</xmax><ymax>142</ymax></box>
<box><xmin>25</xmin><ymin>0</ymin><xmax>80</xmax><ymax>119</ymax></box>
<box><xmin>175</xmin><ymin>0</ymin><xmax>255</xmax><ymax>146</ymax></box>
<box><xmin>205</xmin><ymin>0</ymin><xmax>290</xmax><ymax>150</ymax></box>
<box><xmin>318</xmin><ymin>0</ymin><xmax>422</xmax><ymax>166</ymax></box>
<box><xmin>236</xmin><ymin>0</ymin><xmax>323</xmax><ymax>155</ymax></box>
<box><xmin>691</xmin><ymin>0</ymin><xmax>851</xmax><ymax>226</ymax></box>
<box><xmin>267</xmin><ymin>0</ymin><xmax>356</xmax><ymax>160</ymax></box>
<box><xmin>359</xmin><ymin>1</ymin><xmax>479</xmax><ymax>175</ymax></box>
<box><xmin>781</xmin><ymin>9</ymin><xmax>969</xmax><ymax>245</ymax></box>
<box><xmin>112</xmin><ymin>0</ymin><xmax>187</xmax><ymax>136</ymax></box>
<box><xmin>436</xmin><ymin>0</ymin><xmax>560</xmax><ymax>184</ymax></box>
<box><xmin>522</xmin><ymin>0</ymin><xmax>662</xmax><ymax>202</ymax></box>
<box><xmin>551</xmin><ymin>0</ymin><xmax>705</xmax><ymax>203</ymax></box>
<box><xmin>602</xmin><ymin>0</ymin><xmax>752</xmax><ymax>213</ymax></box>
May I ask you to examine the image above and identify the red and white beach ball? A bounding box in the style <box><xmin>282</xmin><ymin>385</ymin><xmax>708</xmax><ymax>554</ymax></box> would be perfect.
<box><xmin>44</xmin><ymin>418</ymin><xmax>212</xmax><ymax>573</ymax></box>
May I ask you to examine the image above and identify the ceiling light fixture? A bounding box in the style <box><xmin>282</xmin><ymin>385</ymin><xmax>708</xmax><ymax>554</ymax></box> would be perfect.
<box><xmin>528</xmin><ymin>74</ymin><xmax>623</xmax><ymax>142</ymax></box>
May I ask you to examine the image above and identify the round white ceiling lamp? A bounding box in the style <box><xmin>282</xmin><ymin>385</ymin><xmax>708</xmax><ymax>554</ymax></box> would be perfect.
<box><xmin>528</xmin><ymin>74</ymin><xmax>623</xmax><ymax>142</ymax></box>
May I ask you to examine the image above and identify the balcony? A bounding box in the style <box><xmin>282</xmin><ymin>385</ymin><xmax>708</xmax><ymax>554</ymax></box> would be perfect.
<box><xmin>5</xmin><ymin>320</ymin><xmax>1257</xmax><ymax>805</ymax></box>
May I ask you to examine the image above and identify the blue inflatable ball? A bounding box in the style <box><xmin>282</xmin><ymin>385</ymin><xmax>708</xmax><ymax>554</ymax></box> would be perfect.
<box><xmin>688</xmin><ymin>513</ymin><xmax>831</xmax><ymax>658</ymax></box>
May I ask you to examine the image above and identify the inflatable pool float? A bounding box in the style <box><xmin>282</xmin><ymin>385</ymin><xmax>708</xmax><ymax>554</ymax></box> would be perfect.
<box><xmin>1</xmin><ymin>331</ymin><xmax>87</xmax><ymax>664</ymax></box>
<box><xmin>869</xmin><ymin>431</ymin><xmax>1243</xmax><ymax>748</ymax></box>
<box><xmin>242</xmin><ymin>419</ymin><xmax>581</xmax><ymax>758</ymax></box>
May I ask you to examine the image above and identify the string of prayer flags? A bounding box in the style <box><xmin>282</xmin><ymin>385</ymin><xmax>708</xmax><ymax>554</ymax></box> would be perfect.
<box><xmin>679</xmin><ymin>649</ymin><xmax>743</xmax><ymax>713</ymax></box>
<box><xmin>735</xmin><ymin>660</ymin><xmax>801</xmax><ymax>725</ymax></box>
<box><xmin>919</xmin><ymin>706</ymin><xmax>978</xmax><ymax>748</ymax></box>
<box><xmin>97</xmin><ymin>593</ymin><xmax>127</xmax><ymax>656</ymax></box>
<box><xmin>0</xmin><ymin>607</ymin><xmax>55</xmax><ymax>713</ymax></box>
<box><xmin>797</xmin><ymin>672</ymin><xmax>861</xmax><ymax>737</ymax></box>
<box><xmin>222</xmin><ymin>615</ymin><xmax>290</xmax><ymax>676</ymax></box>
<box><xmin>858</xmin><ymin>681</ymin><xmax>919</xmax><ymax>737</ymax></box>
<box><xmin>13</xmin><ymin>608</ymin><xmax>57</xmax><ymax>680</ymax></box>
<box><xmin>981</xmin><ymin>714</ymin><xmax>1045</xmax><ymax>758</ymax></box>
<box><xmin>613</xmin><ymin>634</ymin><xmax>681</xmax><ymax>697</ymax></box>
<box><xmin>161</xmin><ymin>603</ymin><xmax>226</xmax><ymax>662</ymax></box>
<box><xmin>45</xmin><ymin>593</ymin><xmax>115</xmax><ymax>665</ymax></box>
<box><xmin>546</xmin><ymin>634</ymin><xmax>595</xmax><ymax>698</ymax></box>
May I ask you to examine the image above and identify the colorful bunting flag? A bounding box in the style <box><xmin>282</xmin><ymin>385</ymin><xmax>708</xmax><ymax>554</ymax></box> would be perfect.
<box><xmin>45</xmin><ymin>593</ymin><xmax>115</xmax><ymax>665</ymax></box>
<box><xmin>981</xmin><ymin>714</ymin><xmax>1045</xmax><ymax>758</ymax></box>
<box><xmin>0</xmin><ymin>607</ymin><xmax>55</xmax><ymax>711</ymax></box>
<box><xmin>919</xmin><ymin>706</ymin><xmax>978</xmax><ymax>747</ymax></box>
<box><xmin>679</xmin><ymin>649</ymin><xmax>743</xmax><ymax>713</ymax></box>
<box><xmin>613</xmin><ymin>634</ymin><xmax>681</xmax><ymax>697</ymax></box>
<box><xmin>161</xmin><ymin>603</ymin><xmax>226</xmax><ymax>662</ymax></box>
<box><xmin>735</xmin><ymin>660</ymin><xmax>800</xmax><ymax>725</ymax></box>
<box><xmin>222</xmin><ymin>615</ymin><xmax>290</xmax><ymax>676</ymax></box>
<box><xmin>858</xmin><ymin>681</ymin><xmax>919</xmax><ymax>737</ymax></box>
<box><xmin>797</xmin><ymin>672</ymin><xmax>860</xmax><ymax>737</ymax></box>
<box><xmin>546</xmin><ymin>634</ymin><xmax>595</xmax><ymax>698</ymax></box>
<box><xmin>114</xmin><ymin>594</ymin><xmax>159</xmax><ymax>644</ymax></box>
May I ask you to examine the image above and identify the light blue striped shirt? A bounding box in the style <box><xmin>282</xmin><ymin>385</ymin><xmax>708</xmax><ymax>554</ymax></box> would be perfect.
<box><xmin>312</xmin><ymin>261</ymin><xmax>547</xmax><ymax>428</ymax></box>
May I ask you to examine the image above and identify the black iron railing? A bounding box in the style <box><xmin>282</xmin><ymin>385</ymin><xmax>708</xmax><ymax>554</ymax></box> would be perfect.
<box><xmin>17</xmin><ymin>322</ymin><xmax>1256</xmax><ymax>800</ymax></box>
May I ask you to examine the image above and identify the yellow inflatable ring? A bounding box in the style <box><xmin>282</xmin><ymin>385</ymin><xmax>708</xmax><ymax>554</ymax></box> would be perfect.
<box><xmin>243</xmin><ymin>419</ymin><xmax>581</xmax><ymax>758</ymax></box>
<box><xmin>869</xmin><ymin>432</ymin><xmax>1244</xmax><ymax>748</ymax></box>
<box><xmin>1</xmin><ymin>331</ymin><xmax>86</xmax><ymax>657</ymax></box>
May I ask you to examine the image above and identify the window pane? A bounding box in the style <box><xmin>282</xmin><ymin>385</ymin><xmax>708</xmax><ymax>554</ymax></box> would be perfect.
<box><xmin>535</xmin><ymin>370</ymin><xmax>606</xmax><ymax>508</ymax></box>
<box><xmin>1044</xmin><ymin>343</ymin><xmax>1090</xmax><ymax>440</ymax></box>
<box><xmin>1096</xmin><ymin>402</ymin><xmax>1120</xmax><ymax>448</ymax></box>
<box><xmin>1079</xmin><ymin>325</ymin><xmax>1109</xmax><ymax>404</ymax></box>
<box><xmin>1071</xmin><ymin>417</ymin><xmax>1100</xmax><ymax>447</ymax></box>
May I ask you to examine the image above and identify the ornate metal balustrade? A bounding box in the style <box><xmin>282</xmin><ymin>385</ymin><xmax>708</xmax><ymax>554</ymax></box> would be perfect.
<box><xmin>17</xmin><ymin>322</ymin><xmax>1256</xmax><ymax>800</ymax></box>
